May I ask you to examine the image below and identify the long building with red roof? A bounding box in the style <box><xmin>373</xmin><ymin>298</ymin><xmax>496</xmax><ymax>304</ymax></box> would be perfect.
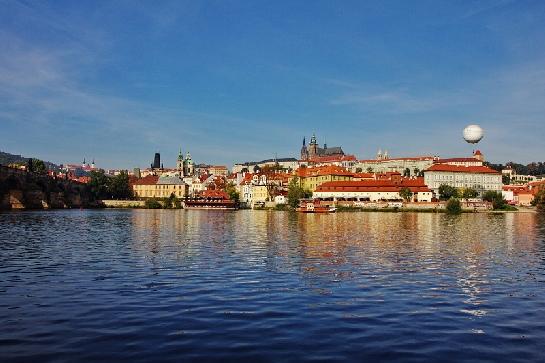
<box><xmin>313</xmin><ymin>177</ymin><xmax>433</xmax><ymax>202</ymax></box>
<box><xmin>424</xmin><ymin>163</ymin><xmax>501</xmax><ymax>196</ymax></box>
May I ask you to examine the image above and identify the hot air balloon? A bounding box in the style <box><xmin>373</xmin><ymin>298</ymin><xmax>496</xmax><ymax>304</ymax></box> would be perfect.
<box><xmin>463</xmin><ymin>125</ymin><xmax>484</xmax><ymax>144</ymax></box>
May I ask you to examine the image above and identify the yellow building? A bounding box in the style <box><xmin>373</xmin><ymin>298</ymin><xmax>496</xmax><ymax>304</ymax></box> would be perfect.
<box><xmin>294</xmin><ymin>165</ymin><xmax>354</xmax><ymax>192</ymax></box>
<box><xmin>132</xmin><ymin>175</ymin><xmax>188</xmax><ymax>198</ymax></box>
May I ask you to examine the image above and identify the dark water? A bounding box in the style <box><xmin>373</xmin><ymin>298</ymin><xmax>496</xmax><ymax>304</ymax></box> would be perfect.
<box><xmin>1</xmin><ymin>210</ymin><xmax>545</xmax><ymax>362</ymax></box>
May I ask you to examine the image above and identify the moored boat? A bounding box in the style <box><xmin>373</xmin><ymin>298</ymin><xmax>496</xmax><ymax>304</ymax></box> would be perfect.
<box><xmin>296</xmin><ymin>199</ymin><xmax>335</xmax><ymax>213</ymax></box>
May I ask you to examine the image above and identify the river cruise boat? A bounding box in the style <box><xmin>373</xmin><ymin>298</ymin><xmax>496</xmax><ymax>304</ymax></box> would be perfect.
<box><xmin>183</xmin><ymin>190</ymin><xmax>238</xmax><ymax>210</ymax></box>
<box><xmin>184</xmin><ymin>199</ymin><xmax>237</xmax><ymax>210</ymax></box>
<box><xmin>296</xmin><ymin>199</ymin><xmax>336</xmax><ymax>213</ymax></box>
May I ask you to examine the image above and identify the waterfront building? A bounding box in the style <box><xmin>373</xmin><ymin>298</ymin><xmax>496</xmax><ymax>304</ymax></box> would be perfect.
<box><xmin>132</xmin><ymin>175</ymin><xmax>188</xmax><ymax>198</ymax></box>
<box><xmin>294</xmin><ymin>165</ymin><xmax>354</xmax><ymax>192</ymax></box>
<box><xmin>424</xmin><ymin>164</ymin><xmax>501</xmax><ymax>196</ymax></box>
<box><xmin>313</xmin><ymin>177</ymin><xmax>433</xmax><ymax>202</ymax></box>
<box><xmin>502</xmin><ymin>185</ymin><xmax>535</xmax><ymax>206</ymax></box>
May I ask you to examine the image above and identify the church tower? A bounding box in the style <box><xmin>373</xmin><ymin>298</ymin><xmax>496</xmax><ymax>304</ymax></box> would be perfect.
<box><xmin>300</xmin><ymin>137</ymin><xmax>309</xmax><ymax>160</ymax></box>
<box><xmin>177</xmin><ymin>148</ymin><xmax>184</xmax><ymax>176</ymax></box>
<box><xmin>309</xmin><ymin>133</ymin><xmax>318</xmax><ymax>158</ymax></box>
<box><xmin>183</xmin><ymin>151</ymin><xmax>194</xmax><ymax>176</ymax></box>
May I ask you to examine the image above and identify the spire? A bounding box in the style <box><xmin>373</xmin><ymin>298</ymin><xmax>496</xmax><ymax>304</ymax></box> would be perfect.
<box><xmin>324</xmin><ymin>136</ymin><xmax>327</xmax><ymax>149</ymax></box>
<box><xmin>178</xmin><ymin>147</ymin><xmax>184</xmax><ymax>160</ymax></box>
<box><xmin>303</xmin><ymin>137</ymin><xmax>306</xmax><ymax>146</ymax></box>
<box><xmin>310</xmin><ymin>133</ymin><xmax>317</xmax><ymax>145</ymax></box>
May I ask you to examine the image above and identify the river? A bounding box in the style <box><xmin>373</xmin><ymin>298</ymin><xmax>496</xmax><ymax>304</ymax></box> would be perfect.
<box><xmin>1</xmin><ymin>210</ymin><xmax>545</xmax><ymax>362</ymax></box>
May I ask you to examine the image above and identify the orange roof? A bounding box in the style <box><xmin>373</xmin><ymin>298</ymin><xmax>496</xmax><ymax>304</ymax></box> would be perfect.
<box><xmin>308</xmin><ymin>154</ymin><xmax>357</xmax><ymax>163</ymax></box>
<box><xmin>296</xmin><ymin>165</ymin><xmax>354</xmax><ymax>178</ymax></box>
<box><xmin>202</xmin><ymin>189</ymin><xmax>230</xmax><ymax>200</ymax></box>
<box><xmin>316</xmin><ymin>178</ymin><xmax>431</xmax><ymax>193</ymax></box>
<box><xmin>425</xmin><ymin>164</ymin><xmax>499</xmax><ymax>174</ymax></box>
<box><xmin>132</xmin><ymin>175</ymin><xmax>159</xmax><ymax>185</ymax></box>
<box><xmin>474</xmin><ymin>150</ymin><xmax>482</xmax><ymax>155</ymax></box>
<box><xmin>353</xmin><ymin>172</ymin><xmax>374</xmax><ymax>179</ymax></box>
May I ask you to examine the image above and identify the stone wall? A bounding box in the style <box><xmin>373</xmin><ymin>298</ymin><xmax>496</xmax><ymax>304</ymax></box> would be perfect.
<box><xmin>0</xmin><ymin>165</ymin><xmax>97</xmax><ymax>210</ymax></box>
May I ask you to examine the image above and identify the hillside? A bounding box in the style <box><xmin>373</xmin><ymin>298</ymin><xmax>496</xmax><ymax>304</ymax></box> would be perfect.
<box><xmin>0</xmin><ymin>151</ymin><xmax>60</xmax><ymax>171</ymax></box>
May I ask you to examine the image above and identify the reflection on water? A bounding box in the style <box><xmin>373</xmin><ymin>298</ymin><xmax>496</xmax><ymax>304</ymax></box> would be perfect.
<box><xmin>1</xmin><ymin>210</ymin><xmax>545</xmax><ymax>362</ymax></box>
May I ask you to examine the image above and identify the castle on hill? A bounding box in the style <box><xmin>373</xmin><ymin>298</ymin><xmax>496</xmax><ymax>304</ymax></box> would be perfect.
<box><xmin>300</xmin><ymin>133</ymin><xmax>345</xmax><ymax>161</ymax></box>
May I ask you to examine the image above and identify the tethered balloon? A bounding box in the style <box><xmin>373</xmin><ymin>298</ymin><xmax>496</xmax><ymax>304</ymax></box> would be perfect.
<box><xmin>463</xmin><ymin>125</ymin><xmax>484</xmax><ymax>144</ymax></box>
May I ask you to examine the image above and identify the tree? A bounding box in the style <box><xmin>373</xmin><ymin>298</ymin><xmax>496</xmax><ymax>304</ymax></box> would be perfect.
<box><xmin>532</xmin><ymin>186</ymin><xmax>545</xmax><ymax>211</ymax></box>
<box><xmin>403</xmin><ymin>168</ymin><xmax>411</xmax><ymax>177</ymax></box>
<box><xmin>287</xmin><ymin>176</ymin><xmax>312</xmax><ymax>209</ymax></box>
<box><xmin>446</xmin><ymin>198</ymin><xmax>462</xmax><ymax>214</ymax></box>
<box><xmin>89</xmin><ymin>169</ymin><xmax>110</xmax><ymax>200</ymax></box>
<box><xmin>438</xmin><ymin>184</ymin><xmax>458</xmax><ymax>201</ymax></box>
<box><xmin>355</xmin><ymin>167</ymin><xmax>363</xmax><ymax>173</ymax></box>
<box><xmin>366</xmin><ymin>167</ymin><xmax>373</xmax><ymax>173</ymax></box>
<box><xmin>460</xmin><ymin>187</ymin><xmax>478</xmax><ymax>199</ymax></box>
<box><xmin>502</xmin><ymin>174</ymin><xmax>511</xmax><ymax>185</ymax></box>
<box><xmin>109</xmin><ymin>171</ymin><xmax>132</xmax><ymax>199</ymax></box>
<box><xmin>145</xmin><ymin>198</ymin><xmax>162</xmax><ymax>209</ymax></box>
<box><xmin>413</xmin><ymin>168</ymin><xmax>420</xmax><ymax>176</ymax></box>
<box><xmin>482</xmin><ymin>190</ymin><xmax>506</xmax><ymax>210</ymax></box>
<box><xmin>399</xmin><ymin>187</ymin><xmax>413</xmax><ymax>202</ymax></box>
<box><xmin>225</xmin><ymin>182</ymin><xmax>240</xmax><ymax>202</ymax></box>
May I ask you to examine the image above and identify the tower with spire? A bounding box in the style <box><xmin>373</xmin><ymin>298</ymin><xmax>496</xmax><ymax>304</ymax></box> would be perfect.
<box><xmin>300</xmin><ymin>137</ymin><xmax>309</xmax><ymax>160</ymax></box>
<box><xmin>177</xmin><ymin>148</ymin><xmax>184</xmax><ymax>176</ymax></box>
<box><xmin>309</xmin><ymin>133</ymin><xmax>318</xmax><ymax>158</ymax></box>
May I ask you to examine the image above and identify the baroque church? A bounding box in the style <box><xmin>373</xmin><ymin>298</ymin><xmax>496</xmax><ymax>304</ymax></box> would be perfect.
<box><xmin>176</xmin><ymin>149</ymin><xmax>195</xmax><ymax>177</ymax></box>
<box><xmin>300</xmin><ymin>133</ymin><xmax>345</xmax><ymax>161</ymax></box>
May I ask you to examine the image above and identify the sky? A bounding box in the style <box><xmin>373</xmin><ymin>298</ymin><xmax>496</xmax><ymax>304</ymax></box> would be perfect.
<box><xmin>1</xmin><ymin>0</ymin><xmax>544</xmax><ymax>169</ymax></box>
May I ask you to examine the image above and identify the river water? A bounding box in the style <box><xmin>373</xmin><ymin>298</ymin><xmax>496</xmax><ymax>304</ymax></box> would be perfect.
<box><xmin>1</xmin><ymin>210</ymin><xmax>545</xmax><ymax>362</ymax></box>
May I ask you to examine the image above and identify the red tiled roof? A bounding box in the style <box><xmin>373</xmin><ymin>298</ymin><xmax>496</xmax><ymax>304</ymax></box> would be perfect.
<box><xmin>202</xmin><ymin>190</ymin><xmax>230</xmax><ymax>200</ymax></box>
<box><xmin>132</xmin><ymin>175</ymin><xmax>159</xmax><ymax>185</ymax></box>
<box><xmin>474</xmin><ymin>150</ymin><xmax>482</xmax><ymax>155</ymax></box>
<box><xmin>296</xmin><ymin>165</ymin><xmax>354</xmax><ymax>178</ymax></box>
<box><xmin>425</xmin><ymin>164</ymin><xmax>499</xmax><ymax>174</ymax></box>
<box><xmin>308</xmin><ymin>154</ymin><xmax>357</xmax><ymax>163</ymax></box>
<box><xmin>316</xmin><ymin>178</ymin><xmax>431</xmax><ymax>193</ymax></box>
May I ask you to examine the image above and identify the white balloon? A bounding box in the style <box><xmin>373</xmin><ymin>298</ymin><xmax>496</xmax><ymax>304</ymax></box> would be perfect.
<box><xmin>463</xmin><ymin>124</ymin><xmax>484</xmax><ymax>144</ymax></box>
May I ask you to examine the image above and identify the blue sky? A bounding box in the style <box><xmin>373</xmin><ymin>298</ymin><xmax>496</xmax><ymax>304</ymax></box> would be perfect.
<box><xmin>1</xmin><ymin>0</ymin><xmax>544</xmax><ymax>169</ymax></box>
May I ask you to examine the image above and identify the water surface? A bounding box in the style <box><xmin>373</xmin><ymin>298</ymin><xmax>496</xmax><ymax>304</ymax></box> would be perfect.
<box><xmin>1</xmin><ymin>210</ymin><xmax>545</xmax><ymax>362</ymax></box>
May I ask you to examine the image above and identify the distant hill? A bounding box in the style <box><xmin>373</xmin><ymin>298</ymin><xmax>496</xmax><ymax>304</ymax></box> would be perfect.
<box><xmin>0</xmin><ymin>151</ymin><xmax>60</xmax><ymax>171</ymax></box>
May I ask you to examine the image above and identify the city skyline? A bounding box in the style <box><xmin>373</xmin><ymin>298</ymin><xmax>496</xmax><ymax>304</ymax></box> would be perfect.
<box><xmin>1</xmin><ymin>0</ymin><xmax>545</xmax><ymax>168</ymax></box>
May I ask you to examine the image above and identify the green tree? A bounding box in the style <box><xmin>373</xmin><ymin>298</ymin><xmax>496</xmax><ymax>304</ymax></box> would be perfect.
<box><xmin>403</xmin><ymin>168</ymin><xmax>411</xmax><ymax>177</ymax></box>
<box><xmin>225</xmin><ymin>182</ymin><xmax>240</xmax><ymax>202</ymax></box>
<box><xmin>109</xmin><ymin>171</ymin><xmax>132</xmax><ymax>199</ymax></box>
<box><xmin>89</xmin><ymin>169</ymin><xmax>110</xmax><ymax>200</ymax></box>
<box><xmin>355</xmin><ymin>167</ymin><xmax>363</xmax><ymax>173</ymax></box>
<box><xmin>438</xmin><ymin>184</ymin><xmax>458</xmax><ymax>201</ymax></box>
<box><xmin>32</xmin><ymin>159</ymin><xmax>47</xmax><ymax>174</ymax></box>
<box><xmin>532</xmin><ymin>187</ymin><xmax>545</xmax><ymax>211</ymax></box>
<box><xmin>446</xmin><ymin>198</ymin><xmax>462</xmax><ymax>214</ymax></box>
<box><xmin>502</xmin><ymin>174</ymin><xmax>511</xmax><ymax>185</ymax></box>
<box><xmin>144</xmin><ymin>198</ymin><xmax>162</xmax><ymax>209</ymax></box>
<box><xmin>460</xmin><ymin>187</ymin><xmax>478</xmax><ymax>199</ymax></box>
<box><xmin>482</xmin><ymin>190</ymin><xmax>506</xmax><ymax>210</ymax></box>
<box><xmin>287</xmin><ymin>176</ymin><xmax>312</xmax><ymax>209</ymax></box>
<box><xmin>399</xmin><ymin>187</ymin><xmax>413</xmax><ymax>202</ymax></box>
<box><xmin>366</xmin><ymin>167</ymin><xmax>373</xmax><ymax>173</ymax></box>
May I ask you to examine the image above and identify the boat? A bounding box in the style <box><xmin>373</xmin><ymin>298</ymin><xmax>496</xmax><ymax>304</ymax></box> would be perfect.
<box><xmin>296</xmin><ymin>199</ymin><xmax>336</xmax><ymax>213</ymax></box>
